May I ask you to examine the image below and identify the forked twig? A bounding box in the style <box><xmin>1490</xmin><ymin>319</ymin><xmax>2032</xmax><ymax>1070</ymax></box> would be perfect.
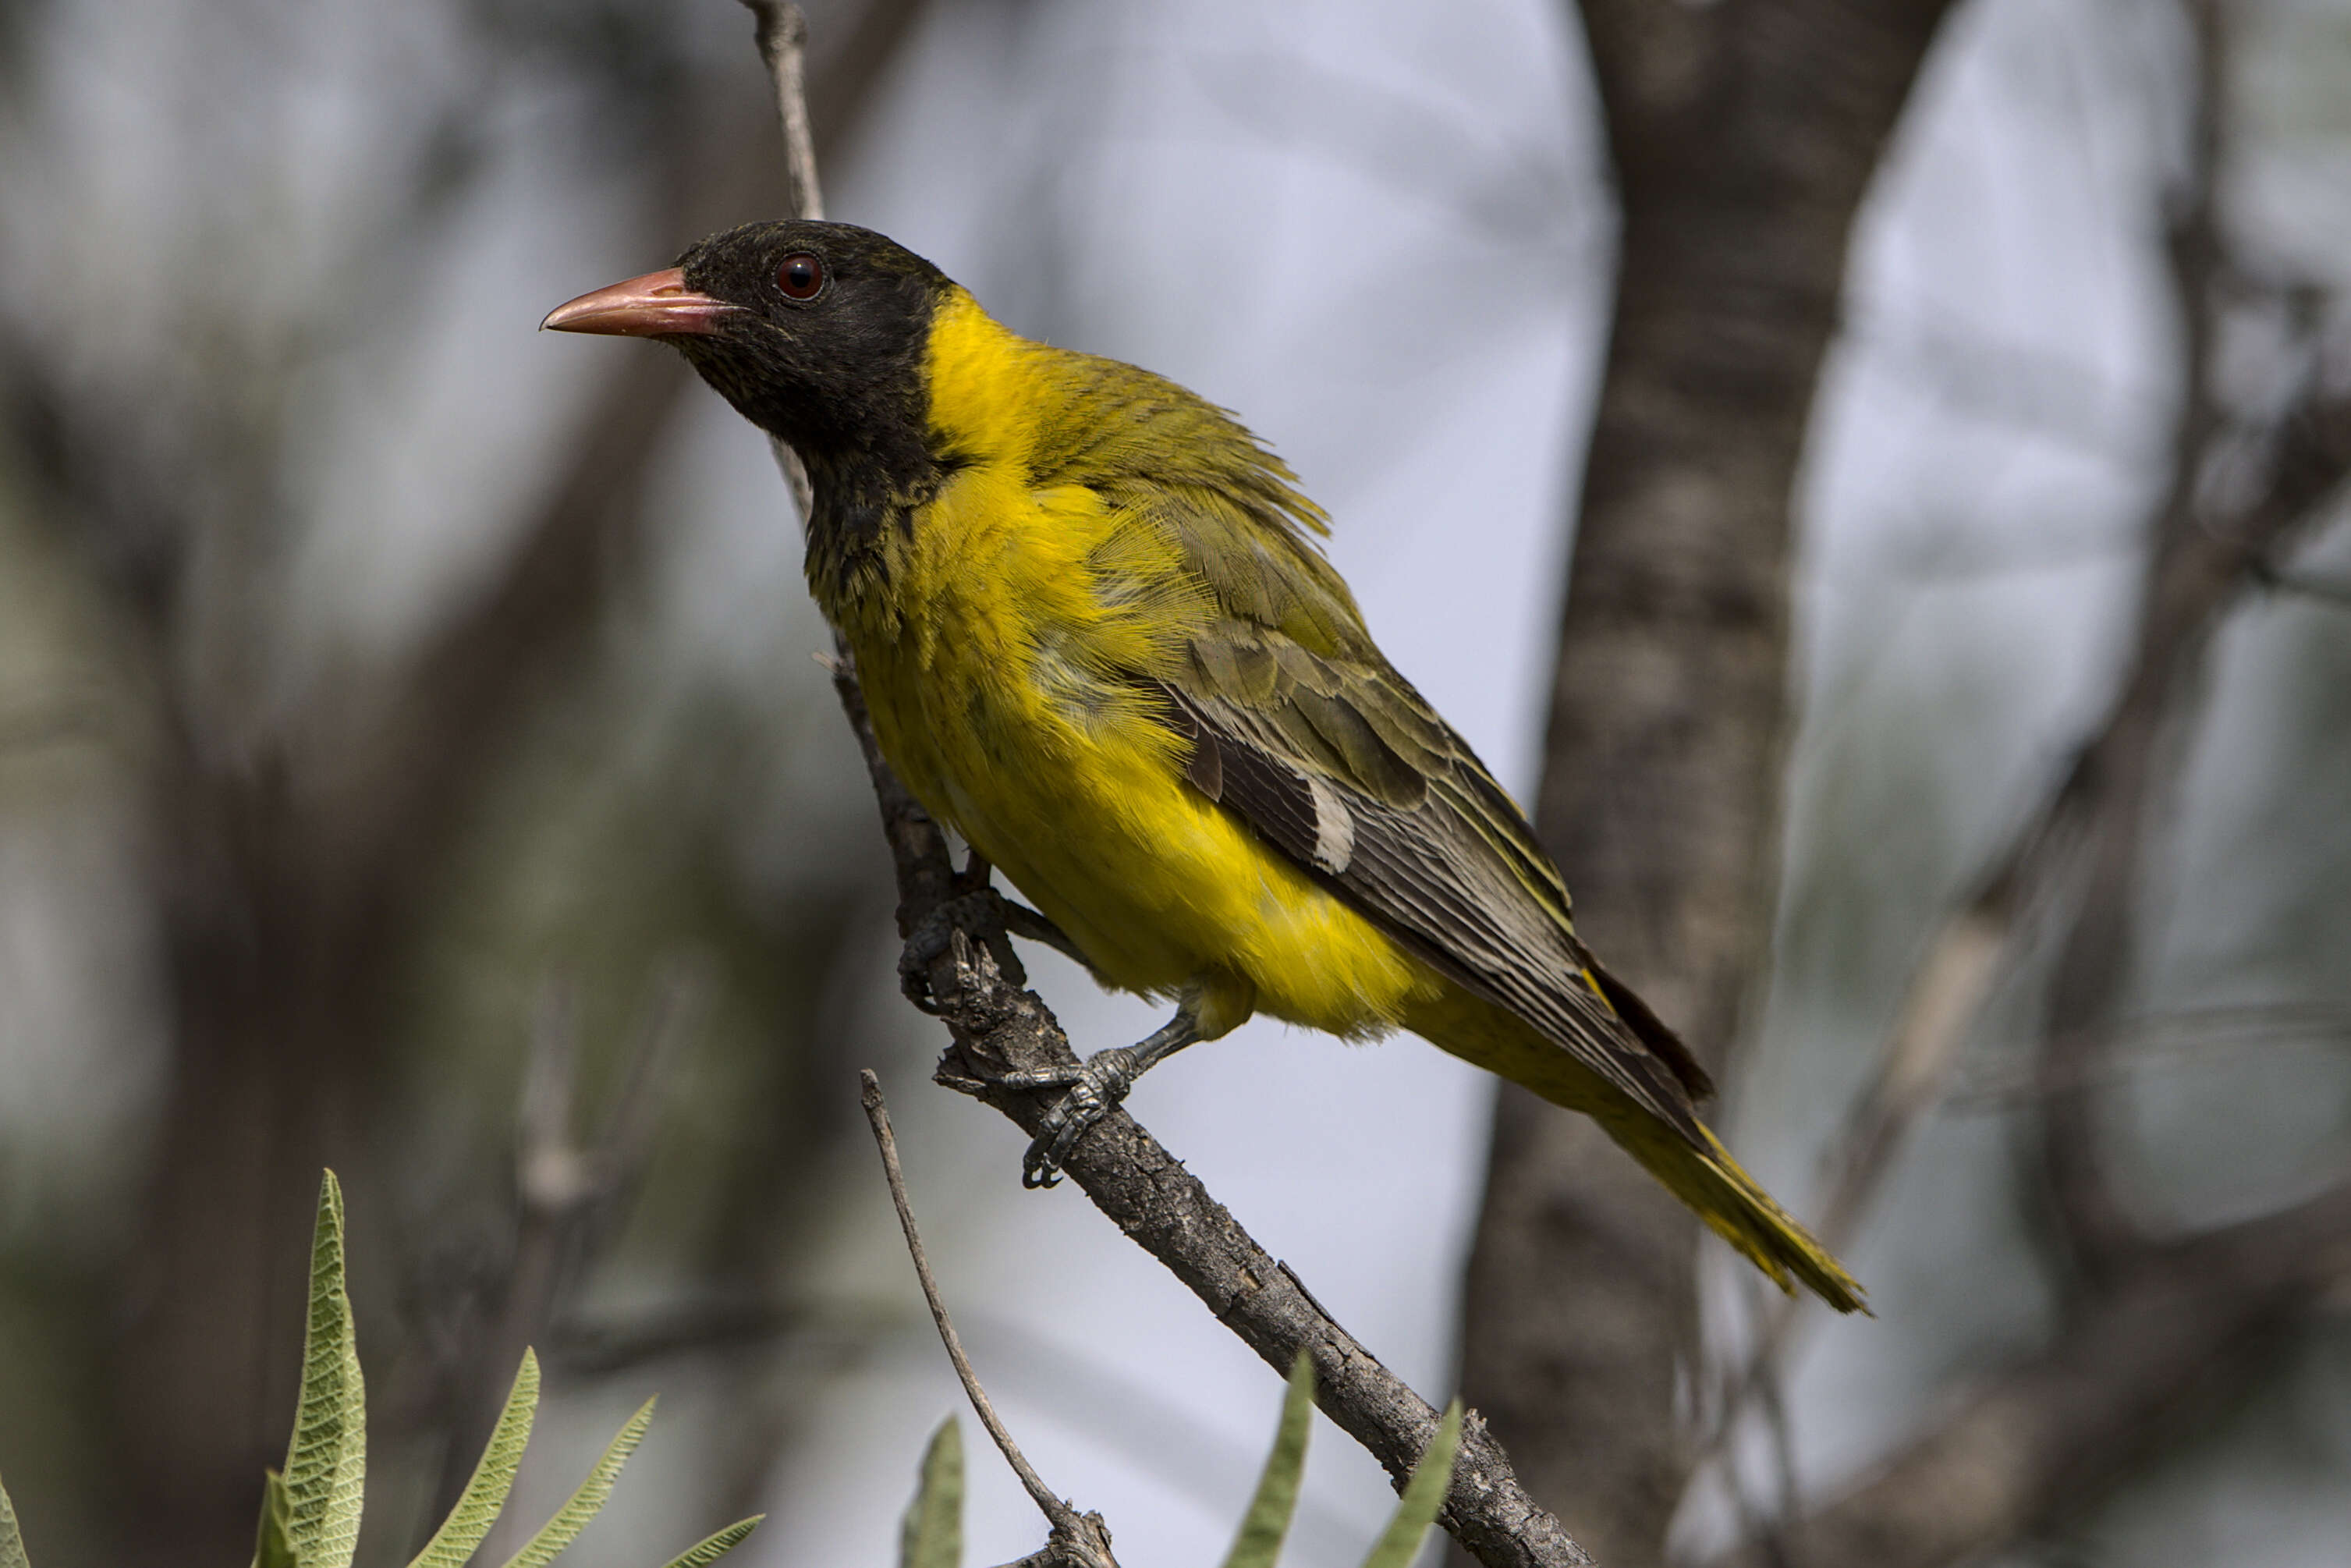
<box><xmin>860</xmin><ymin>1071</ymin><xmax>1119</xmax><ymax>1568</ymax></box>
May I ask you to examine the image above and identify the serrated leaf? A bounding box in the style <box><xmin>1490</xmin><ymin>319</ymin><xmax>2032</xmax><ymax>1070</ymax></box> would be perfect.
<box><xmin>898</xmin><ymin>1417</ymin><xmax>961</xmax><ymax>1568</ymax></box>
<box><xmin>653</xmin><ymin>1516</ymin><xmax>762</xmax><ymax>1568</ymax></box>
<box><xmin>282</xmin><ymin>1171</ymin><xmax>366</xmax><ymax>1568</ymax></box>
<box><xmin>252</xmin><ymin>1470</ymin><xmax>295</xmax><ymax>1568</ymax></box>
<box><xmin>406</xmin><ymin>1350</ymin><xmax>541</xmax><ymax>1568</ymax></box>
<box><xmin>2</xmin><ymin>1471</ymin><xmax>31</xmax><ymax>1568</ymax></box>
<box><xmin>1221</xmin><ymin>1351</ymin><xmax>1316</xmax><ymax>1568</ymax></box>
<box><xmin>494</xmin><ymin>1397</ymin><xmax>654</xmax><ymax>1568</ymax></box>
<box><xmin>1356</xmin><ymin>1403</ymin><xmax>1460</xmax><ymax>1568</ymax></box>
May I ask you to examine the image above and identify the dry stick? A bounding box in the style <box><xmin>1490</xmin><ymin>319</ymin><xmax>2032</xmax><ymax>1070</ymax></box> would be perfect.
<box><xmin>860</xmin><ymin>1071</ymin><xmax>1119</xmax><ymax>1568</ymax></box>
<box><xmin>746</xmin><ymin>0</ymin><xmax>825</xmax><ymax>223</ymax></box>
<box><xmin>738</xmin><ymin>12</ymin><xmax>1589</xmax><ymax>1565</ymax></box>
<box><xmin>739</xmin><ymin>0</ymin><xmax>821</xmax><ymax>523</ymax></box>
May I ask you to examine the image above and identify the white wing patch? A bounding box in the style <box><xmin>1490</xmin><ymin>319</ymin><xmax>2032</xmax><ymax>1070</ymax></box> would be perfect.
<box><xmin>1305</xmin><ymin>772</ymin><xmax>1356</xmax><ymax>874</ymax></box>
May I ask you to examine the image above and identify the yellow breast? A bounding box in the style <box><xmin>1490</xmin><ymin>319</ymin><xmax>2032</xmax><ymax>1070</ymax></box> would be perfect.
<box><xmin>834</xmin><ymin>293</ymin><xmax>1438</xmax><ymax>1041</ymax></box>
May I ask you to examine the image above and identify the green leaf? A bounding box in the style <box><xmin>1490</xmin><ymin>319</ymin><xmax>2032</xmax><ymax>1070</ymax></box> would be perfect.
<box><xmin>2</xmin><ymin>1470</ymin><xmax>31</xmax><ymax>1568</ymax></box>
<box><xmin>1221</xmin><ymin>1351</ymin><xmax>1316</xmax><ymax>1568</ymax></box>
<box><xmin>652</xmin><ymin>1516</ymin><xmax>763</xmax><ymax>1568</ymax></box>
<box><xmin>406</xmin><ymin>1350</ymin><xmax>541</xmax><ymax>1568</ymax></box>
<box><xmin>250</xmin><ymin>1470</ymin><xmax>293</xmax><ymax>1568</ymax></box>
<box><xmin>494</xmin><ymin>1397</ymin><xmax>655</xmax><ymax>1568</ymax></box>
<box><xmin>1356</xmin><ymin>1403</ymin><xmax>1460</xmax><ymax>1568</ymax></box>
<box><xmin>282</xmin><ymin>1171</ymin><xmax>367</xmax><ymax>1568</ymax></box>
<box><xmin>898</xmin><ymin>1417</ymin><xmax>962</xmax><ymax>1568</ymax></box>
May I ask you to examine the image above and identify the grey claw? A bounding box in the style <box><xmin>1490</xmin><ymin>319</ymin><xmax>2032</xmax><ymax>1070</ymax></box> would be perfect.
<box><xmin>1022</xmin><ymin>1047</ymin><xmax>1140</xmax><ymax>1187</ymax></box>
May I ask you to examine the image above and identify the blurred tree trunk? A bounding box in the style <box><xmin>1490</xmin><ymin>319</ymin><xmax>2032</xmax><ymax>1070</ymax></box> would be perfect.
<box><xmin>1455</xmin><ymin>3</ymin><xmax>1956</xmax><ymax>1562</ymax></box>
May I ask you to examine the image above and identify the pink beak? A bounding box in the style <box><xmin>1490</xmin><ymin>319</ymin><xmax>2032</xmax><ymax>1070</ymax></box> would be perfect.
<box><xmin>541</xmin><ymin>268</ymin><xmax>740</xmax><ymax>338</ymax></box>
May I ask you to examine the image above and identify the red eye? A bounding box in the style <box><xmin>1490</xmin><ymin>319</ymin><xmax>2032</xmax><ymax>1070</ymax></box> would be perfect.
<box><xmin>776</xmin><ymin>252</ymin><xmax>824</xmax><ymax>300</ymax></box>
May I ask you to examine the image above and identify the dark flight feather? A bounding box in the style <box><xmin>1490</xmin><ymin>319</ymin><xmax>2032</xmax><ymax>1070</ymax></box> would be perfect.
<box><xmin>1155</xmin><ymin>634</ymin><xmax>1713</xmax><ymax>1140</ymax></box>
<box><xmin>989</xmin><ymin>339</ymin><xmax>1721</xmax><ymax>1128</ymax></box>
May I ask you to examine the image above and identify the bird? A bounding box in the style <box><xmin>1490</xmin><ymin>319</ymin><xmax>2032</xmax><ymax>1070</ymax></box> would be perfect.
<box><xmin>544</xmin><ymin>219</ymin><xmax>1864</xmax><ymax>1311</ymax></box>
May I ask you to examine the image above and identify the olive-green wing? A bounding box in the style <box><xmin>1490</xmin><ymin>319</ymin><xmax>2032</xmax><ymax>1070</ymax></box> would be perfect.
<box><xmin>1056</xmin><ymin>380</ymin><xmax>1708</xmax><ymax>1133</ymax></box>
<box><xmin>1157</xmin><ymin>619</ymin><xmax>1712</xmax><ymax>1142</ymax></box>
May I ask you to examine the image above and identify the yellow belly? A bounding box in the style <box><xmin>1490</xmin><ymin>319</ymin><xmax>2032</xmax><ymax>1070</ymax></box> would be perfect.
<box><xmin>840</xmin><ymin>477</ymin><xmax>1440</xmax><ymax>1042</ymax></box>
<box><xmin>860</xmin><ymin>632</ymin><xmax>1441</xmax><ymax>1041</ymax></box>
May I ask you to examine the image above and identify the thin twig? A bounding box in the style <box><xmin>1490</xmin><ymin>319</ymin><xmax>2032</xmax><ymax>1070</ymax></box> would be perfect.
<box><xmin>860</xmin><ymin>1071</ymin><xmax>1118</xmax><ymax>1568</ymax></box>
<box><xmin>2251</xmin><ymin>556</ymin><xmax>2351</xmax><ymax>608</ymax></box>
<box><xmin>594</xmin><ymin>956</ymin><xmax>714</xmax><ymax>1209</ymax></box>
<box><xmin>743</xmin><ymin>0</ymin><xmax>825</xmax><ymax>222</ymax></box>
<box><xmin>739</xmin><ymin>0</ymin><xmax>822</xmax><ymax>520</ymax></box>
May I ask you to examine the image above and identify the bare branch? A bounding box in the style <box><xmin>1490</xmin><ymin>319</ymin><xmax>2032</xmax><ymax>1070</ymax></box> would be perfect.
<box><xmin>860</xmin><ymin>1071</ymin><xmax>1119</xmax><ymax>1568</ymax></box>
<box><xmin>432</xmin><ymin>965</ymin><xmax>711</xmax><ymax>1526</ymax></box>
<box><xmin>742</xmin><ymin>0</ymin><xmax>825</xmax><ymax>224</ymax></box>
<box><xmin>592</xmin><ymin>956</ymin><xmax>715</xmax><ymax>1222</ymax></box>
<box><xmin>739</xmin><ymin>0</ymin><xmax>823</xmax><ymax>524</ymax></box>
<box><xmin>2250</xmin><ymin>556</ymin><xmax>2351</xmax><ymax>608</ymax></box>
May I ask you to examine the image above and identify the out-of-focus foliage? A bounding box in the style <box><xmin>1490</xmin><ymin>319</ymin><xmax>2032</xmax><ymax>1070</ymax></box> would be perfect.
<box><xmin>892</xmin><ymin>1355</ymin><xmax>1459</xmax><ymax>1568</ymax></box>
<box><xmin>1</xmin><ymin>1467</ymin><xmax>27</xmax><ymax>1568</ymax></box>
<box><xmin>1</xmin><ymin>1172</ymin><xmax>764</xmax><ymax>1568</ymax></box>
<box><xmin>897</xmin><ymin>1419</ymin><xmax>961</xmax><ymax>1568</ymax></box>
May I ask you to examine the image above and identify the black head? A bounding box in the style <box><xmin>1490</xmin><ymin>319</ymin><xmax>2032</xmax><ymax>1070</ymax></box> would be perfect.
<box><xmin>544</xmin><ymin>219</ymin><xmax>954</xmax><ymax>465</ymax></box>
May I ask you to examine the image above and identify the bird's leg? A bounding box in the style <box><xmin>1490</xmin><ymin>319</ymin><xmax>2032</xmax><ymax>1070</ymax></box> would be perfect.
<box><xmin>996</xmin><ymin>1000</ymin><xmax>1203</xmax><ymax>1189</ymax></box>
<box><xmin>959</xmin><ymin>845</ymin><xmax>1090</xmax><ymax>968</ymax></box>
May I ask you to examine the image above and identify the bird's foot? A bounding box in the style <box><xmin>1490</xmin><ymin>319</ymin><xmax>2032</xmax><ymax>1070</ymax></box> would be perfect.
<box><xmin>993</xmin><ymin>1047</ymin><xmax>1149</xmax><ymax>1188</ymax></box>
<box><xmin>990</xmin><ymin>1008</ymin><xmax>1202</xmax><ymax>1188</ymax></box>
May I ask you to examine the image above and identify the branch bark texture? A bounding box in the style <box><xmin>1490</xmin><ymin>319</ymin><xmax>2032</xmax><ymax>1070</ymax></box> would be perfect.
<box><xmin>1457</xmin><ymin>5</ymin><xmax>1956</xmax><ymax>1561</ymax></box>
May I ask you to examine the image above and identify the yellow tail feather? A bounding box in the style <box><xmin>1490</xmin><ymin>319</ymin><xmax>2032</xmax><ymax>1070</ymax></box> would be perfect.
<box><xmin>1612</xmin><ymin>1111</ymin><xmax>1867</xmax><ymax>1314</ymax></box>
<box><xmin>1406</xmin><ymin>980</ymin><xmax>1867</xmax><ymax>1314</ymax></box>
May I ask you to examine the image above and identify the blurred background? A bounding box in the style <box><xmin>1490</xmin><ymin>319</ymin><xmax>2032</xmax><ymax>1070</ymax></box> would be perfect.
<box><xmin>2</xmin><ymin>1</ymin><xmax>2348</xmax><ymax>1566</ymax></box>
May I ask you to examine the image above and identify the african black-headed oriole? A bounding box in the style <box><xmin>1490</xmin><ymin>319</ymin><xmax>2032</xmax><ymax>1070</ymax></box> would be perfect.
<box><xmin>544</xmin><ymin>221</ymin><xmax>1863</xmax><ymax>1311</ymax></box>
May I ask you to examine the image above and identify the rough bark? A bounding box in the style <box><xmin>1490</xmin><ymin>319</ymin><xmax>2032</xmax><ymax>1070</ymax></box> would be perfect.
<box><xmin>1456</xmin><ymin>5</ymin><xmax>1956</xmax><ymax>1562</ymax></box>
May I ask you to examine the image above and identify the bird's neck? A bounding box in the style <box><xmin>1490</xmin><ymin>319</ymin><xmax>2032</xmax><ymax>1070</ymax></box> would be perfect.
<box><xmin>800</xmin><ymin>289</ymin><xmax>1051</xmax><ymax>629</ymax></box>
<box><xmin>918</xmin><ymin>289</ymin><xmax>1056</xmax><ymax>471</ymax></box>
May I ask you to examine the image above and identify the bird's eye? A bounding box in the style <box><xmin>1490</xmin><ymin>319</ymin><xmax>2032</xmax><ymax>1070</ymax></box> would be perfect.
<box><xmin>776</xmin><ymin>253</ymin><xmax>825</xmax><ymax>300</ymax></box>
